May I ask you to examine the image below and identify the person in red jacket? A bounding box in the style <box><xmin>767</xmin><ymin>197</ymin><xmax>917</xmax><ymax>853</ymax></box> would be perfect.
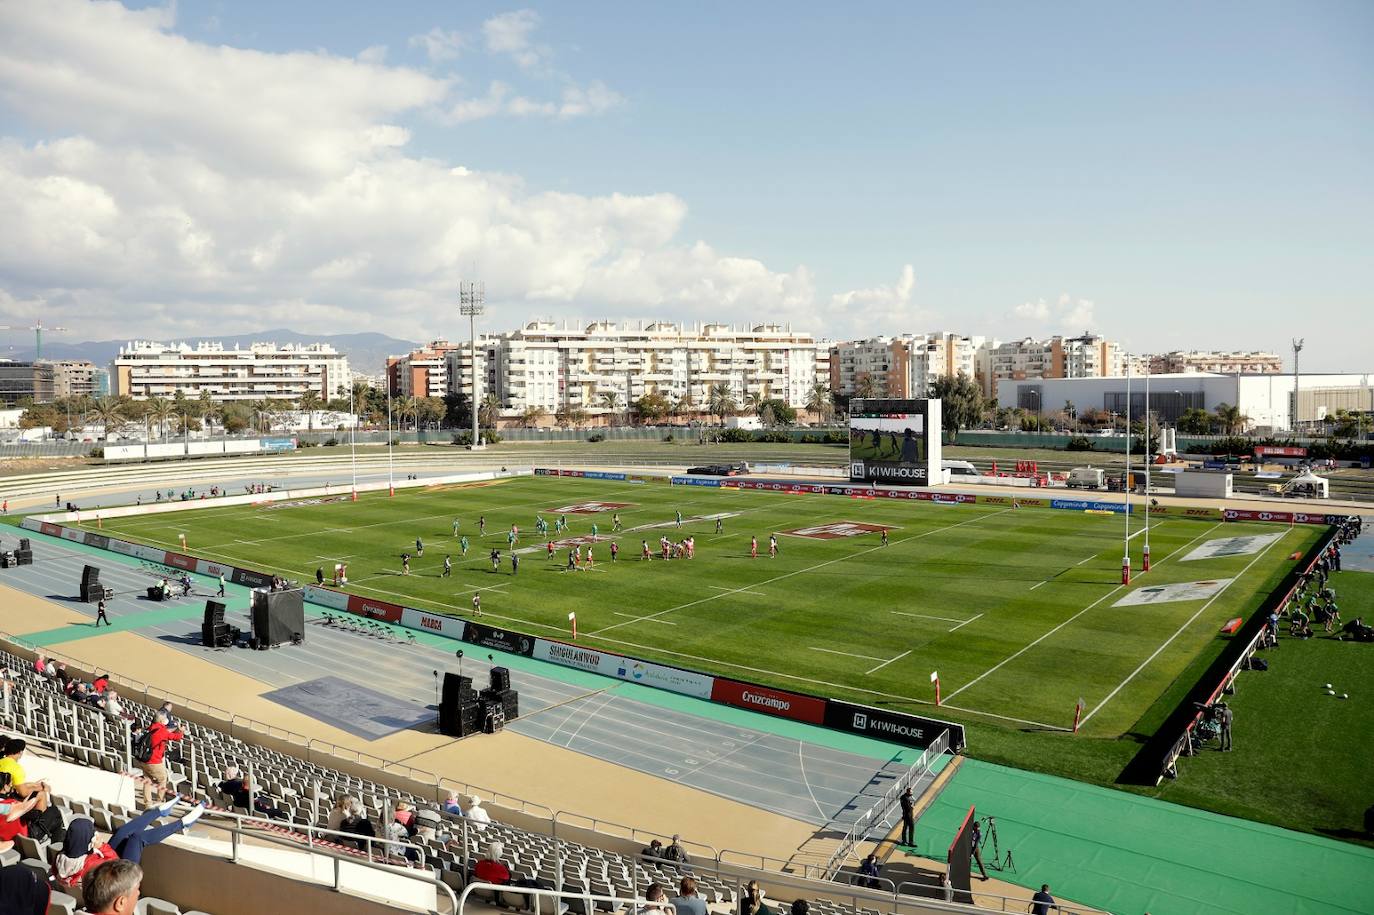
<box><xmin>141</xmin><ymin>712</ymin><xmax>183</xmax><ymax>809</ymax></box>
<box><xmin>51</xmin><ymin>817</ymin><xmax>117</xmax><ymax>895</ymax></box>
<box><xmin>472</xmin><ymin>840</ymin><xmax>515</xmax><ymax>907</ymax></box>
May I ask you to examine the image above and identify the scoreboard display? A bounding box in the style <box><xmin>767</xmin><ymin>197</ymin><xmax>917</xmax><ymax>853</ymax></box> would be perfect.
<box><xmin>848</xmin><ymin>398</ymin><xmax>942</xmax><ymax>486</ymax></box>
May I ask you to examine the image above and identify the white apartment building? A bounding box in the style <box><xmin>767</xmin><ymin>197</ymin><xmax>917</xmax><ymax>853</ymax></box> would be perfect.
<box><xmin>466</xmin><ymin>321</ymin><xmax>826</xmax><ymax>421</ymax></box>
<box><xmin>829</xmin><ymin>333</ymin><xmax>986</xmax><ymax>398</ymax></box>
<box><xmin>112</xmin><ymin>341</ymin><xmax>351</xmax><ymax>401</ymax></box>
<box><xmin>1148</xmin><ymin>350</ymin><xmax>1283</xmax><ymax>375</ymax></box>
<box><xmin>984</xmin><ymin>332</ymin><xmax>1122</xmax><ymax>396</ymax></box>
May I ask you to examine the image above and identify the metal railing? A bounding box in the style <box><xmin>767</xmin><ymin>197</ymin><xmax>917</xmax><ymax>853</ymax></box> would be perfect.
<box><xmin>823</xmin><ymin>731</ymin><xmax>952</xmax><ymax>879</ymax></box>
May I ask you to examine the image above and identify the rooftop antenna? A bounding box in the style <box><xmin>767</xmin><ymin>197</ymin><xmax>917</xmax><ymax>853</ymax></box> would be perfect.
<box><xmin>1290</xmin><ymin>338</ymin><xmax>1304</xmax><ymax>433</ymax></box>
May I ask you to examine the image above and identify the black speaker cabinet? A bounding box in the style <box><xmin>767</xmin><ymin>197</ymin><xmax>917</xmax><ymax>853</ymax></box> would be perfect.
<box><xmin>440</xmin><ymin>674</ymin><xmax>478</xmax><ymax>735</ymax></box>
<box><xmin>250</xmin><ymin>589</ymin><xmax>305</xmax><ymax>648</ymax></box>
<box><xmin>18</xmin><ymin>538</ymin><xmax>30</xmax><ymax>551</ymax></box>
<box><xmin>440</xmin><ymin>696</ymin><xmax>483</xmax><ymax>737</ymax></box>
<box><xmin>14</xmin><ymin>551</ymin><xmax>32</xmax><ymax>566</ymax></box>
<box><xmin>82</xmin><ymin>565</ymin><xmax>101</xmax><ymax>585</ymax></box>
<box><xmin>489</xmin><ymin>666</ymin><xmax>512</xmax><ymax>693</ymax></box>
<box><xmin>203</xmin><ymin>601</ymin><xmax>226</xmax><ymax>629</ymax></box>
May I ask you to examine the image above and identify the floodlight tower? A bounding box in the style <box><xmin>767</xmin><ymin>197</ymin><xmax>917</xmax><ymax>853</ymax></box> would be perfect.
<box><xmin>461</xmin><ymin>282</ymin><xmax>486</xmax><ymax>449</ymax></box>
<box><xmin>1291</xmin><ymin>338</ymin><xmax>1304</xmax><ymax>434</ymax></box>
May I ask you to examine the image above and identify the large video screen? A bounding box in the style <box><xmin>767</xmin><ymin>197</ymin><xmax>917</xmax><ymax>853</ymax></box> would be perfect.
<box><xmin>848</xmin><ymin>398</ymin><xmax>942</xmax><ymax>485</ymax></box>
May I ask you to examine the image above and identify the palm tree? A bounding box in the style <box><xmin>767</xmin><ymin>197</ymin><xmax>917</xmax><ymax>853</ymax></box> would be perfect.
<box><xmin>398</xmin><ymin>396</ymin><xmax>420</xmax><ymax>431</ymax></box>
<box><xmin>146</xmin><ymin>397</ymin><xmax>175</xmax><ymax>441</ymax></box>
<box><xmin>1213</xmin><ymin>403</ymin><xmax>1248</xmax><ymax>436</ymax></box>
<box><xmin>599</xmin><ymin>391</ymin><xmax>622</xmax><ymax>427</ymax></box>
<box><xmin>299</xmin><ymin>391</ymin><xmax>324</xmax><ymax>432</ymax></box>
<box><xmin>707</xmin><ymin>383</ymin><xmax>736</xmax><ymax>426</ymax></box>
<box><xmin>201</xmin><ymin>400</ymin><xmax>223</xmax><ymax>437</ymax></box>
<box><xmin>855</xmin><ymin>374</ymin><xmax>882</xmax><ymax>400</ymax></box>
<box><xmin>90</xmin><ymin>397</ymin><xmax>125</xmax><ymax>440</ymax></box>
<box><xmin>478</xmin><ymin>394</ymin><xmax>502</xmax><ymax>429</ymax></box>
<box><xmin>522</xmin><ymin>405</ymin><xmax>548</xmax><ymax>429</ymax></box>
<box><xmin>746</xmin><ymin>391</ymin><xmax>765</xmax><ymax>420</ymax></box>
<box><xmin>806</xmin><ymin>383</ymin><xmax>833</xmax><ymax>424</ymax></box>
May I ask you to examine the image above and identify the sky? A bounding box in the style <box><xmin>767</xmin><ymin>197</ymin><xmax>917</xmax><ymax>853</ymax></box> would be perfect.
<box><xmin>0</xmin><ymin>0</ymin><xmax>1370</xmax><ymax>368</ymax></box>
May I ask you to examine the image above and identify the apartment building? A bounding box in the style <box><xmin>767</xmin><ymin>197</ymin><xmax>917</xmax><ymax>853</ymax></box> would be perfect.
<box><xmin>985</xmin><ymin>332</ymin><xmax>1122</xmax><ymax>395</ymax></box>
<box><xmin>1148</xmin><ymin>350</ymin><xmax>1283</xmax><ymax>375</ymax></box>
<box><xmin>48</xmin><ymin>361</ymin><xmax>104</xmax><ymax>399</ymax></box>
<box><xmin>387</xmin><ymin>340</ymin><xmax>462</xmax><ymax>399</ymax></box>
<box><xmin>829</xmin><ymin>333</ymin><xmax>987</xmax><ymax>398</ymax></box>
<box><xmin>461</xmin><ymin>321</ymin><xmax>826</xmax><ymax>421</ymax></box>
<box><xmin>112</xmin><ymin>341</ymin><xmax>351</xmax><ymax>401</ymax></box>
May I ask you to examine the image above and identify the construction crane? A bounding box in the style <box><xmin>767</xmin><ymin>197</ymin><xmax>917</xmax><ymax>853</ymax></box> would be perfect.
<box><xmin>0</xmin><ymin>321</ymin><xmax>69</xmax><ymax>360</ymax></box>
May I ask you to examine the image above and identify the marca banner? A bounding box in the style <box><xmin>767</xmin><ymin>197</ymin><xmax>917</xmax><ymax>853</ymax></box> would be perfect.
<box><xmin>823</xmin><ymin>699</ymin><xmax>966</xmax><ymax>751</ymax></box>
<box><xmin>303</xmin><ymin>584</ymin><xmax>351</xmax><ymax>611</ymax></box>
<box><xmin>533</xmin><ymin>640</ymin><xmax>715</xmax><ymax>699</ymax></box>
<box><xmin>1051</xmin><ymin>499</ymin><xmax>1130</xmax><ymax>513</ymax></box>
<box><xmin>345</xmin><ymin>594</ymin><xmax>404</xmax><ymax>623</ymax></box>
<box><xmin>1183</xmin><ymin>533</ymin><xmax>1283</xmax><ymax>562</ymax></box>
<box><xmin>195</xmin><ymin>559</ymin><xmax>234</xmax><ymax>579</ymax></box>
<box><xmin>463</xmin><ymin>621</ymin><xmax>536</xmax><ymax>657</ymax></box>
<box><xmin>82</xmin><ymin>532</ymin><xmax>110</xmax><ymax>551</ymax></box>
<box><xmin>400</xmin><ymin>607</ymin><xmax>468</xmax><ymax>641</ymax></box>
<box><xmin>230</xmin><ymin>567</ymin><xmax>274</xmax><ymax>589</ymax></box>
<box><xmin>671</xmin><ymin>476</ymin><xmax>723</xmax><ymax>487</ymax></box>
<box><xmin>1115</xmin><ymin>579</ymin><xmax>1233</xmax><ymax>607</ymax></box>
<box><xmin>710</xmin><ymin>678</ymin><xmax>827</xmax><ymax>724</ymax></box>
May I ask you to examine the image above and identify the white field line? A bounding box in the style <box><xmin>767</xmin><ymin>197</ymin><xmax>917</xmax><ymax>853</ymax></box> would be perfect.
<box><xmin>588</xmin><ymin>507</ymin><xmax>1016</xmax><ymax>636</ymax></box>
<box><xmin>709</xmin><ymin>585</ymin><xmax>765</xmax><ymax>597</ymax></box>
<box><xmin>797</xmin><ymin>741</ymin><xmax>827</xmax><ymax>820</ymax></box>
<box><xmin>1027</xmin><ymin>580</ymin><xmax>1048</xmax><ymax>591</ymax></box>
<box><xmin>614</xmin><ymin>612</ymin><xmax>676</xmax><ymax>625</ymax></box>
<box><xmin>947</xmin><ymin>613</ymin><xmax>984</xmax><ymax>632</ymax></box>
<box><xmin>1078</xmin><ymin>531</ymin><xmax>1289</xmax><ymax>727</ymax></box>
<box><xmin>865</xmin><ymin>649</ymin><xmax>912</xmax><ymax>675</ymax></box>
<box><xmin>942</xmin><ymin>521</ymin><xmax>1226</xmax><ymax>704</ymax></box>
<box><xmin>809</xmin><ymin>646</ymin><xmax>888</xmax><ymax>663</ymax></box>
<box><xmin>1077</xmin><ymin>556</ymin><xmax>1096</xmax><ymax>565</ymax></box>
<box><xmin>890</xmin><ymin>610</ymin><xmax>972</xmax><ymax>625</ymax></box>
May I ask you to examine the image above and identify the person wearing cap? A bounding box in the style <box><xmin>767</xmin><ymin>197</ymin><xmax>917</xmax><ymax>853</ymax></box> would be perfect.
<box><xmin>640</xmin><ymin>838</ymin><xmax>664</xmax><ymax>859</ymax></box>
<box><xmin>466</xmin><ymin>794</ymin><xmax>491</xmax><ymax>831</ymax></box>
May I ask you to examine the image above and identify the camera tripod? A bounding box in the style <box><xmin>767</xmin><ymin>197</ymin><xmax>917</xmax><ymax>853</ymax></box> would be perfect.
<box><xmin>978</xmin><ymin>816</ymin><xmax>1016</xmax><ymax>873</ymax></box>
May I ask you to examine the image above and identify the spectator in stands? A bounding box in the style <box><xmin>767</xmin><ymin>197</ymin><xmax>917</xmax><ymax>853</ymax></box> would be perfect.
<box><xmin>466</xmin><ymin>794</ymin><xmax>492</xmax><ymax>831</ymax></box>
<box><xmin>53</xmin><ymin>663</ymin><xmax>70</xmax><ymax>689</ymax></box>
<box><xmin>662</xmin><ymin>834</ymin><xmax>689</xmax><ymax>865</ymax></box>
<box><xmin>0</xmin><ymin>668</ymin><xmax>12</xmax><ymax>704</ymax></box>
<box><xmin>858</xmin><ymin>852</ymin><xmax>882</xmax><ymax>889</ymax></box>
<box><xmin>416</xmin><ymin>806</ymin><xmax>444</xmax><ymax>842</ymax></box>
<box><xmin>52</xmin><ymin>816</ymin><xmax>117</xmax><ymax>895</ymax></box>
<box><xmin>102</xmin><ymin>688</ymin><xmax>128</xmax><ymax>720</ymax></box>
<box><xmin>670</xmin><ymin>876</ymin><xmax>707</xmax><ymax>915</ymax></box>
<box><xmin>108</xmin><ymin>799</ymin><xmax>206</xmax><ymax>863</ymax></box>
<box><xmin>641</xmin><ymin>838</ymin><xmax>664</xmax><ymax>858</ymax></box>
<box><xmin>0</xmin><ymin>739</ymin><xmax>49</xmax><ymax>801</ymax></box>
<box><xmin>472</xmin><ymin>840</ymin><xmax>516</xmax><ymax>906</ymax></box>
<box><xmin>327</xmin><ymin>793</ymin><xmax>353</xmax><ymax>832</ymax></box>
<box><xmin>339</xmin><ymin>797</ymin><xmax>377</xmax><ymax>852</ymax></box>
<box><xmin>633</xmin><ymin>882</ymin><xmax>669</xmax><ymax>915</ymax></box>
<box><xmin>386</xmin><ymin>816</ymin><xmax>420</xmax><ymax>863</ymax></box>
<box><xmin>158</xmin><ymin>702</ymin><xmax>177</xmax><ymax>729</ymax></box>
<box><xmin>1028</xmin><ymin>884</ymin><xmax>1056</xmax><ymax>915</ymax></box>
<box><xmin>0</xmin><ymin>773</ymin><xmax>43</xmax><ymax>853</ymax></box>
<box><xmin>93</xmin><ymin>672</ymin><xmax>110</xmax><ymax>694</ymax></box>
<box><xmin>0</xmin><ymin>862</ymin><xmax>51</xmax><ymax>915</ymax></box>
<box><xmin>82</xmin><ymin>859</ymin><xmax>143</xmax><ymax>915</ymax></box>
<box><xmin>443</xmin><ymin>791</ymin><xmax>465</xmax><ymax>816</ymax></box>
<box><xmin>218</xmin><ymin>767</ymin><xmax>286</xmax><ymax>820</ymax></box>
<box><xmin>32</xmin><ymin>653</ymin><xmax>47</xmax><ymax>676</ymax></box>
<box><xmin>789</xmin><ymin>901</ymin><xmax>809</xmax><ymax>915</ymax></box>
<box><xmin>140</xmin><ymin>710</ymin><xmax>183</xmax><ymax>809</ymax></box>
<box><xmin>740</xmin><ymin>879</ymin><xmax>771</xmax><ymax>915</ymax></box>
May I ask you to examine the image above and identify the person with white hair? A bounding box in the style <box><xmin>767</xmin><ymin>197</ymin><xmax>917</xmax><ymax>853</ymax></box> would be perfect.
<box><xmin>466</xmin><ymin>794</ymin><xmax>491</xmax><ymax>831</ymax></box>
<box><xmin>327</xmin><ymin>793</ymin><xmax>353</xmax><ymax>832</ymax></box>
<box><xmin>338</xmin><ymin>796</ymin><xmax>377</xmax><ymax>852</ymax></box>
<box><xmin>472</xmin><ymin>839</ymin><xmax>514</xmax><ymax>906</ymax></box>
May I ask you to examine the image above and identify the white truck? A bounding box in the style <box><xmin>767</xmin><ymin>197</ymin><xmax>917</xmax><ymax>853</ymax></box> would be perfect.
<box><xmin>1067</xmin><ymin>466</ymin><xmax>1106</xmax><ymax>490</ymax></box>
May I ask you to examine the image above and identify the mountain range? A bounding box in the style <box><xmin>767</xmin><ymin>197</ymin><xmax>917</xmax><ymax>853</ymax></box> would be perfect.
<box><xmin>0</xmin><ymin>329</ymin><xmax>421</xmax><ymax>377</ymax></box>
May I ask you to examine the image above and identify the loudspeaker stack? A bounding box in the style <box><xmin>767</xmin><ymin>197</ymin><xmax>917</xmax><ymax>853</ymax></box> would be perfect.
<box><xmin>439</xmin><ymin>673</ymin><xmax>481</xmax><ymax>737</ymax></box>
<box><xmin>13</xmin><ymin>538</ymin><xmax>33</xmax><ymax>566</ymax></box>
<box><xmin>80</xmin><ymin>565</ymin><xmax>106</xmax><ymax>603</ymax></box>
<box><xmin>479</xmin><ymin>666</ymin><xmax>520</xmax><ymax>721</ymax></box>
<box><xmin>201</xmin><ymin>600</ymin><xmax>231</xmax><ymax>648</ymax></box>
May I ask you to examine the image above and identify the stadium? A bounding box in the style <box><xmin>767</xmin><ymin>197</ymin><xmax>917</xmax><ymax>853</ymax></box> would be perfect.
<box><xmin>2</xmin><ymin>399</ymin><xmax>1372</xmax><ymax>915</ymax></box>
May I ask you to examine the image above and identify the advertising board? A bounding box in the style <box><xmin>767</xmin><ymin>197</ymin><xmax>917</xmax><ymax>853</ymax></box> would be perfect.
<box><xmin>462</xmin><ymin>621</ymin><xmax>536</xmax><ymax>657</ymax></box>
<box><xmin>533</xmin><ymin>640</ymin><xmax>715</xmax><ymax>699</ymax></box>
<box><xmin>400</xmin><ymin>607</ymin><xmax>468</xmax><ymax>640</ymax></box>
<box><xmin>823</xmin><ymin>699</ymin><xmax>967</xmax><ymax>750</ymax></box>
<box><xmin>344</xmin><ymin>594</ymin><xmax>404</xmax><ymax>623</ymax></box>
<box><xmin>848</xmin><ymin>398</ymin><xmax>943</xmax><ymax>486</ymax></box>
<box><xmin>709</xmin><ymin>678</ymin><xmax>827</xmax><ymax>724</ymax></box>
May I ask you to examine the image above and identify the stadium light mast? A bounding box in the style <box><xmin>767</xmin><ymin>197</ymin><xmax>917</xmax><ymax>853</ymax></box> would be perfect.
<box><xmin>461</xmin><ymin>281</ymin><xmax>486</xmax><ymax>449</ymax></box>
<box><xmin>1122</xmin><ymin>355</ymin><xmax>1132</xmax><ymax>585</ymax></box>
<box><xmin>349</xmin><ymin>382</ymin><xmax>358</xmax><ymax>502</ymax></box>
<box><xmin>1291</xmin><ymin>338</ymin><xmax>1304</xmax><ymax>434</ymax></box>
<box><xmin>1143</xmin><ymin>364</ymin><xmax>1151</xmax><ymax>572</ymax></box>
<box><xmin>386</xmin><ymin>380</ymin><xmax>394</xmax><ymax>497</ymax></box>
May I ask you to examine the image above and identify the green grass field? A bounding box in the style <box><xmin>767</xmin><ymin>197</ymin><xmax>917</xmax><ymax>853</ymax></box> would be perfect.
<box><xmin>74</xmin><ymin>476</ymin><xmax>1318</xmax><ymax>743</ymax></box>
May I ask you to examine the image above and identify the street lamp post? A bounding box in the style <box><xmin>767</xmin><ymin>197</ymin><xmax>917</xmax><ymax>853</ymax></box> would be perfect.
<box><xmin>1143</xmin><ymin>367</ymin><xmax>1151</xmax><ymax>572</ymax></box>
<box><xmin>1123</xmin><ymin>356</ymin><xmax>1132</xmax><ymax>585</ymax></box>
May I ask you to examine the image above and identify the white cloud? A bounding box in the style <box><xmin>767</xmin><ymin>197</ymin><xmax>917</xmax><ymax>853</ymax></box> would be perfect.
<box><xmin>409</xmin><ymin>27</ymin><xmax>464</xmax><ymax>63</ymax></box>
<box><xmin>827</xmin><ymin>265</ymin><xmax>934</xmax><ymax>338</ymax></box>
<box><xmin>483</xmin><ymin>9</ymin><xmax>546</xmax><ymax>71</ymax></box>
<box><xmin>0</xmin><ymin>0</ymin><xmax>863</xmax><ymax>344</ymax></box>
<box><xmin>1012</xmin><ymin>292</ymin><xmax>1096</xmax><ymax>332</ymax></box>
<box><xmin>446</xmin><ymin>79</ymin><xmax>623</xmax><ymax>123</ymax></box>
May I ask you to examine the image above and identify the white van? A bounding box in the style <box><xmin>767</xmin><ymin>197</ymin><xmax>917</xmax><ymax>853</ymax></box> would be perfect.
<box><xmin>942</xmin><ymin>459</ymin><xmax>980</xmax><ymax>478</ymax></box>
<box><xmin>1067</xmin><ymin>467</ymin><xmax>1106</xmax><ymax>490</ymax></box>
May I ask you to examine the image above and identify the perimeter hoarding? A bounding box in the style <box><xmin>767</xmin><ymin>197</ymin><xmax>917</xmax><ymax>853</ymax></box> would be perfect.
<box><xmin>848</xmin><ymin>398</ymin><xmax>942</xmax><ymax>486</ymax></box>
